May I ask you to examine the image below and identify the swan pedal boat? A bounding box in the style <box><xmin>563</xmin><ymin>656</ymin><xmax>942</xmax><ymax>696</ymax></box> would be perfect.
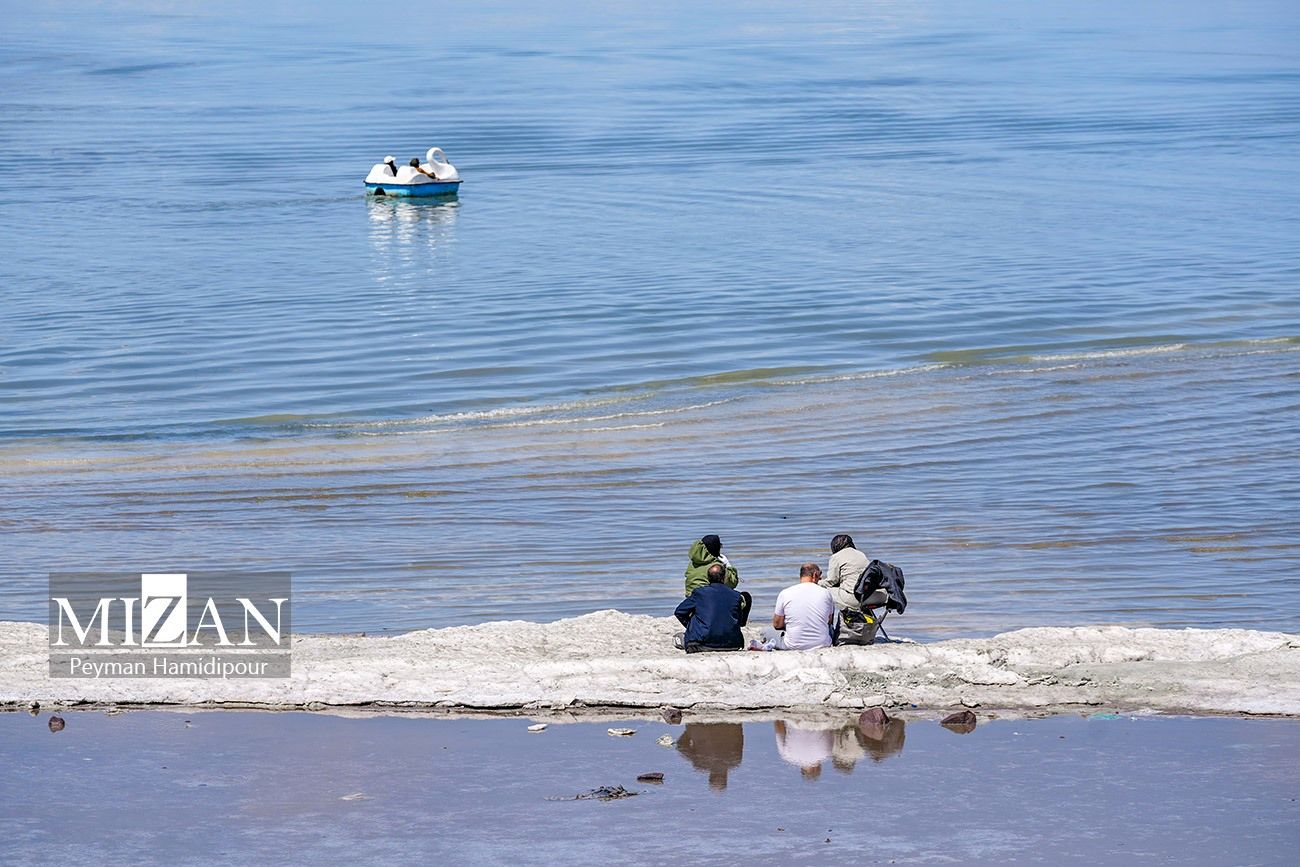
<box><xmin>365</xmin><ymin>147</ymin><xmax>461</xmax><ymax>197</ymax></box>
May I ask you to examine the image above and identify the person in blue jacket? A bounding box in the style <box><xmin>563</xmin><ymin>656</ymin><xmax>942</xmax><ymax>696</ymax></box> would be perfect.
<box><xmin>673</xmin><ymin>563</ymin><xmax>752</xmax><ymax>653</ymax></box>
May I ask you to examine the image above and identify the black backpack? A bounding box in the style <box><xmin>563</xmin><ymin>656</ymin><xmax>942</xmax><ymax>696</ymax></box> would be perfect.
<box><xmin>853</xmin><ymin>559</ymin><xmax>907</xmax><ymax>615</ymax></box>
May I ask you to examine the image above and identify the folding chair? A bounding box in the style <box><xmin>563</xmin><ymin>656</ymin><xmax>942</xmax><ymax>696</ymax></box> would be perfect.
<box><xmin>864</xmin><ymin>602</ymin><xmax>891</xmax><ymax>643</ymax></box>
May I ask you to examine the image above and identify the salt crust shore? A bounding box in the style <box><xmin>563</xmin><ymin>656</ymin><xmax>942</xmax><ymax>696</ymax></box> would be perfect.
<box><xmin>2</xmin><ymin>612</ymin><xmax>1297</xmax><ymax>716</ymax></box>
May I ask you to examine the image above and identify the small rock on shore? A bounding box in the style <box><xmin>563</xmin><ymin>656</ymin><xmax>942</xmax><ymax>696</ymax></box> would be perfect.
<box><xmin>941</xmin><ymin>710</ymin><xmax>977</xmax><ymax>733</ymax></box>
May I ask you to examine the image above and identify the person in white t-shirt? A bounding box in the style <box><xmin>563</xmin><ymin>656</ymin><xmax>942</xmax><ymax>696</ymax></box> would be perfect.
<box><xmin>758</xmin><ymin>563</ymin><xmax>835</xmax><ymax>651</ymax></box>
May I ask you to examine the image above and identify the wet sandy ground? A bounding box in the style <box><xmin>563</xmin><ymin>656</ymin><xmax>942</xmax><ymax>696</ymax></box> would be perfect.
<box><xmin>1</xmin><ymin>710</ymin><xmax>1296</xmax><ymax>865</ymax></box>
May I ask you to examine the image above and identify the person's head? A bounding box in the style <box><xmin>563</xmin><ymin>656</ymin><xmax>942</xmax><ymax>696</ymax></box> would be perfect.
<box><xmin>701</xmin><ymin>534</ymin><xmax>722</xmax><ymax>558</ymax></box>
<box><xmin>799</xmin><ymin>562</ymin><xmax>821</xmax><ymax>583</ymax></box>
<box><xmin>384</xmin><ymin>155</ymin><xmax>396</xmax><ymax>169</ymax></box>
<box><xmin>706</xmin><ymin>563</ymin><xmax>726</xmax><ymax>584</ymax></box>
<box><xmin>800</xmin><ymin>764</ymin><xmax>822</xmax><ymax>781</ymax></box>
<box><xmin>409</xmin><ymin>158</ymin><xmax>421</xmax><ymax>167</ymax></box>
<box><xmin>830</xmin><ymin>534</ymin><xmax>855</xmax><ymax>554</ymax></box>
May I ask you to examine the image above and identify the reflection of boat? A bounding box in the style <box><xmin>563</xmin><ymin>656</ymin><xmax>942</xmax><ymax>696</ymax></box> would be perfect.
<box><xmin>366</xmin><ymin>196</ymin><xmax>459</xmax><ymax>264</ymax></box>
<box><xmin>366</xmin><ymin>196</ymin><xmax>460</xmax><ymax>228</ymax></box>
<box><xmin>364</xmin><ymin>147</ymin><xmax>461</xmax><ymax>197</ymax></box>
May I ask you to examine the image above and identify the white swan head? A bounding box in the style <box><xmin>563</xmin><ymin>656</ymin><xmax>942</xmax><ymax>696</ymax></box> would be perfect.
<box><xmin>423</xmin><ymin>147</ymin><xmax>458</xmax><ymax>181</ymax></box>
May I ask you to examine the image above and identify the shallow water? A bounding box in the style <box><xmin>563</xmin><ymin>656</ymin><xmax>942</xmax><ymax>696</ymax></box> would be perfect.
<box><xmin>1</xmin><ymin>711</ymin><xmax>1297</xmax><ymax>865</ymax></box>
<box><xmin>1</xmin><ymin>1</ymin><xmax>1298</xmax><ymax>635</ymax></box>
<box><xmin>4</xmin><ymin>341</ymin><xmax>1297</xmax><ymax>637</ymax></box>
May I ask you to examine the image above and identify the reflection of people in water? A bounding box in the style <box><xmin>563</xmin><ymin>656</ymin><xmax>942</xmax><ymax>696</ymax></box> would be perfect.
<box><xmin>676</xmin><ymin>723</ymin><xmax>744</xmax><ymax>792</ymax></box>
<box><xmin>774</xmin><ymin>720</ymin><xmax>835</xmax><ymax>781</ymax></box>
<box><xmin>833</xmin><ymin>716</ymin><xmax>906</xmax><ymax>772</ymax></box>
<box><xmin>774</xmin><ymin>717</ymin><xmax>907</xmax><ymax>778</ymax></box>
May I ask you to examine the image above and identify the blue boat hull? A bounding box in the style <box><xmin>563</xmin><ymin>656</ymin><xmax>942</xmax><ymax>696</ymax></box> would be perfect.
<box><xmin>365</xmin><ymin>181</ymin><xmax>460</xmax><ymax>198</ymax></box>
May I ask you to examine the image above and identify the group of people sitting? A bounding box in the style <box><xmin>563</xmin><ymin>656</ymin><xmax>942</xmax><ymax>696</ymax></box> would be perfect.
<box><xmin>673</xmin><ymin>533</ymin><xmax>892</xmax><ymax>653</ymax></box>
<box><xmin>381</xmin><ymin>155</ymin><xmax>439</xmax><ymax>179</ymax></box>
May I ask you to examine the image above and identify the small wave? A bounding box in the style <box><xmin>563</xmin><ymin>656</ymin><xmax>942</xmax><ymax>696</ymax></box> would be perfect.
<box><xmin>215</xmin><ymin>413</ymin><xmax>322</xmax><ymax>426</ymax></box>
<box><xmin>925</xmin><ymin>340</ymin><xmax>1186</xmax><ymax>366</ymax></box>
<box><xmin>86</xmin><ymin>61</ymin><xmax>197</xmax><ymax>77</ymax></box>
<box><xmin>486</xmin><ymin>400</ymin><xmax>735</xmax><ymax>430</ymax></box>
<box><xmin>305</xmin><ymin>393</ymin><xmax>649</xmax><ymax>431</ymax></box>
<box><xmin>1001</xmin><ymin>364</ymin><xmax>1085</xmax><ymax>375</ymax></box>
<box><xmin>223</xmin><ymin>336</ymin><xmax>1300</xmax><ymax>441</ymax></box>
<box><xmin>925</xmin><ymin>336</ymin><xmax>1299</xmax><ymax>368</ymax></box>
<box><xmin>602</xmin><ymin>365</ymin><xmax>832</xmax><ymax>394</ymax></box>
<box><xmin>771</xmin><ymin>363</ymin><xmax>947</xmax><ymax>387</ymax></box>
<box><xmin>345</xmin><ymin>399</ymin><xmax>738</xmax><ymax>436</ymax></box>
<box><xmin>1025</xmin><ymin>337</ymin><xmax>1300</xmax><ymax>365</ymax></box>
<box><xmin>578</xmin><ymin>422</ymin><xmax>668</xmax><ymax>432</ymax></box>
<box><xmin>1024</xmin><ymin>344</ymin><xmax>1189</xmax><ymax>363</ymax></box>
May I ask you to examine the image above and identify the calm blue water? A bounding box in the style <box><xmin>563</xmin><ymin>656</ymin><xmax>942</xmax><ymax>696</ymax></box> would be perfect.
<box><xmin>2</xmin><ymin>1</ymin><xmax>1298</xmax><ymax>636</ymax></box>
<box><xmin>4</xmin><ymin>712</ymin><xmax>1299</xmax><ymax>865</ymax></box>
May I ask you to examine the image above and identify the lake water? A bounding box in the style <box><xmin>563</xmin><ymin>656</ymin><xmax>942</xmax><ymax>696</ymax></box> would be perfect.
<box><xmin>2</xmin><ymin>710</ymin><xmax>1298</xmax><ymax>864</ymax></box>
<box><xmin>2</xmin><ymin>1</ymin><xmax>1298</xmax><ymax>636</ymax></box>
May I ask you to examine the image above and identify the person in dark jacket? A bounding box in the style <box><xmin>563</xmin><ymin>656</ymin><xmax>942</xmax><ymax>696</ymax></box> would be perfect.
<box><xmin>673</xmin><ymin>563</ymin><xmax>751</xmax><ymax>653</ymax></box>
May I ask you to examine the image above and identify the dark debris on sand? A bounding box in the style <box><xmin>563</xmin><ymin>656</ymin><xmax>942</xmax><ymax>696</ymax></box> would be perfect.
<box><xmin>547</xmin><ymin>785</ymin><xmax>639</xmax><ymax>802</ymax></box>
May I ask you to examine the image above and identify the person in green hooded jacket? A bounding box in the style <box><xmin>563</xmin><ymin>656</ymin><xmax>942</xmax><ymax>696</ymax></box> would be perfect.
<box><xmin>684</xmin><ymin>534</ymin><xmax>739</xmax><ymax>595</ymax></box>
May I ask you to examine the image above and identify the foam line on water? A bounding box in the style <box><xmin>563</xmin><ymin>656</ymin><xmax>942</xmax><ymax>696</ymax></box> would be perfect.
<box><xmin>282</xmin><ymin>337</ymin><xmax>1296</xmax><ymax>439</ymax></box>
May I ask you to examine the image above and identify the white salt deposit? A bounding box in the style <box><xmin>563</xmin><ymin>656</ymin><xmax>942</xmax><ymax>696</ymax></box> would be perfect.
<box><xmin>2</xmin><ymin>612</ymin><xmax>1297</xmax><ymax>716</ymax></box>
